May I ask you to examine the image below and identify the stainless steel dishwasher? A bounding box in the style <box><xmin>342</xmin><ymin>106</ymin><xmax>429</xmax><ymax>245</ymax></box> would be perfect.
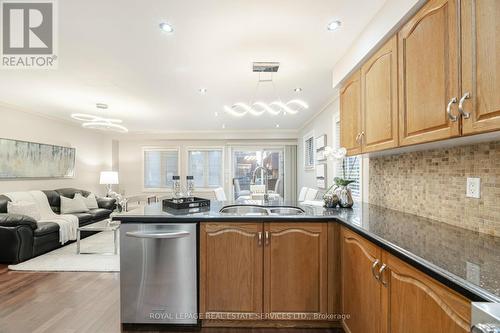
<box><xmin>120</xmin><ymin>223</ymin><xmax>198</xmax><ymax>325</ymax></box>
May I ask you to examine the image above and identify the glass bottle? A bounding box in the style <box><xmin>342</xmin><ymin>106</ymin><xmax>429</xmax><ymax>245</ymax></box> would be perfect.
<box><xmin>172</xmin><ymin>175</ymin><xmax>181</xmax><ymax>201</ymax></box>
<box><xmin>186</xmin><ymin>176</ymin><xmax>195</xmax><ymax>199</ymax></box>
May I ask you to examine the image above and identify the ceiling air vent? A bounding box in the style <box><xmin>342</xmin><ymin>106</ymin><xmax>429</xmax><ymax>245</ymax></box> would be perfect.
<box><xmin>252</xmin><ymin>62</ymin><xmax>280</xmax><ymax>73</ymax></box>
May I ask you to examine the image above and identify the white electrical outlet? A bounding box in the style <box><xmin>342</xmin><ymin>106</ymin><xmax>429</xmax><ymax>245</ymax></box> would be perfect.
<box><xmin>466</xmin><ymin>177</ymin><xmax>481</xmax><ymax>198</ymax></box>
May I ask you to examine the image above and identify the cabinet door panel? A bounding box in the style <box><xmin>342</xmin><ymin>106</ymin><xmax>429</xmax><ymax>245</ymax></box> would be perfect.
<box><xmin>200</xmin><ymin>223</ymin><xmax>263</xmax><ymax>318</ymax></box>
<box><xmin>264</xmin><ymin>223</ymin><xmax>328</xmax><ymax>317</ymax></box>
<box><xmin>341</xmin><ymin>227</ymin><xmax>382</xmax><ymax>333</ymax></box>
<box><xmin>361</xmin><ymin>36</ymin><xmax>399</xmax><ymax>152</ymax></box>
<box><xmin>340</xmin><ymin>70</ymin><xmax>362</xmax><ymax>156</ymax></box>
<box><xmin>383</xmin><ymin>253</ymin><xmax>470</xmax><ymax>333</ymax></box>
<box><xmin>398</xmin><ymin>0</ymin><xmax>460</xmax><ymax>146</ymax></box>
<box><xmin>461</xmin><ymin>0</ymin><xmax>500</xmax><ymax>134</ymax></box>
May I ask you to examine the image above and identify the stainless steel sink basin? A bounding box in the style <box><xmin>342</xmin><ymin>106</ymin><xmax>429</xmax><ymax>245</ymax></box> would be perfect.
<box><xmin>219</xmin><ymin>205</ymin><xmax>305</xmax><ymax>216</ymax></box>
<box><xmin>268</xmin><ymin>207</ymin><xmax>305</xmax><ymax>215</ymax></box>
<box><xmin>219</xmin><ymin>205</ymin><xmax>269</xmax><ymax>216</ymax></box>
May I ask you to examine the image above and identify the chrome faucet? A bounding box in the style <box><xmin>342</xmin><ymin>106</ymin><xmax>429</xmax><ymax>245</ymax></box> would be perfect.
<box><xmin>252</xmin><ymin>166</ymin><xmax>269</xmax><ymax>203</ymax></box>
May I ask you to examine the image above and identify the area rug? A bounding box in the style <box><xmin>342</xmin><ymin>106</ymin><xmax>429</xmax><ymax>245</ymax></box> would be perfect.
<box><xmin>8</xmin><ymin>231</ymin><xmax>120</xmax><ymax>272</ymax></box>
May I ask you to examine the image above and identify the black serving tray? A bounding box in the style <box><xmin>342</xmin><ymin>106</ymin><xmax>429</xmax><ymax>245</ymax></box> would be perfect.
<box><xmin>162</xmin><ymin>197</ymin><xmax>210</xmax><ymax>210</ymax></box>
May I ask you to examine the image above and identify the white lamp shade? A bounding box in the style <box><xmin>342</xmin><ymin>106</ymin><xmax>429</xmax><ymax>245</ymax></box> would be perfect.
<box><xmin>100</xmin><ymin>171</ymin><xmax>119</xmax><ymax>185</ymax></box>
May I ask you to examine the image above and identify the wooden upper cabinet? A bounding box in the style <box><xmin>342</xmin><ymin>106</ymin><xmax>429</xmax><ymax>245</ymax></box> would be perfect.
<box><xmin>200</xmin><ymin>223</ymin><xmax>263</xmax><ymax>318</ymax></box>
<box><xmin>398</xmin><ymin>0</ymin><xmax>460</xmax><ymax>146</ymax></box>
<box><xmin>382</xmin><ymin>252</ymin><xmax>471</xmax><ymax>333</ymax></box>
<box><xmin>264</xmin><ymin>223</ymin><xmax>328</xmax><ymax>317</ymax></box>
<box><xmin>361</xmin><ymin>36</ymin><xmax>399</xmax><ymax>152</ymax></box>
<box><xmin>341</xmin><ymin>227</ymin><xmax>382</xmax><ymax>333</ymax></box>
<box><xmin>340</xmin><ymin>70</ymin><xmax>362</xmax><ymax>156</ymax></box>
<box><xmin>460</xmin><ymin>0</ymin><xmax>500</xmax><ymax>134</ymax></box>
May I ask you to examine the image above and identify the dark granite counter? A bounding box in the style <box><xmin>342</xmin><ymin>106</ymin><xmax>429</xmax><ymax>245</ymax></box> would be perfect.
<box><xmin>112</xmin><ymin>200</ymin><xmax>500</xmax><ymax>303</ymax></box>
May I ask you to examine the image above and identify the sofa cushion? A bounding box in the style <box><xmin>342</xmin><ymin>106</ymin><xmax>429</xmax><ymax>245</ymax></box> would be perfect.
<box><xmin>56</xmin><ymin>188</ymin><xmax>90</xmax><ymax>199</ymax></box>
<box><xmin>34</xmin><ymin>222</ymin><xmax>60</xmax><ymax>236</ymax></box>
<box><xmin>7</xmin><ymin>201</ymin><xmax>41</xmax><ymax>221</ymax></box>
<box><xmin>88</xmin><ymin>208</ymin><xmax>112</xmax><ymax>221</ymax></box>
<box><xmin>60</xmin><ymin>195</ymin><xmax>89</xmax><ymax>214</ymax></box>
<box><xmin>0</xmin><ymin>195</ymin><xmax>11</xmax><ymax>214</ymax></box>
<box><xmin>42</xmin><ymin>190</ymin><xmax>61</xmax><ymax>214</ymax></box>
<box><xmin>73</xmin><ymin>213</ymin><xmax>93</xmax><ymax>224</ymax></box>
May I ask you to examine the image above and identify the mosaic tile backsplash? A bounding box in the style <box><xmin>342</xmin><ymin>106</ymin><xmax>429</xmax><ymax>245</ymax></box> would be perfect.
<box><xmin>369</xmin><ymin>140</ymin><xmax>500</xmax><ymax>236</ymax></box>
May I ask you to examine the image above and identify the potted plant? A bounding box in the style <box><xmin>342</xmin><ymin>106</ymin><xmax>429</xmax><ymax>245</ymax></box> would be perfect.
<box><xmin>322</xmin><ymin>146</ymin><xmax>357</xmax><ymax>208</ymax></box>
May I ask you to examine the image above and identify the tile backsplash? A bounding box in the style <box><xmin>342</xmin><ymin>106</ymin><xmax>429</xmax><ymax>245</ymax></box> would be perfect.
<box><xmin>369</xmin><ymin>141</ymin><xmax>500</xmax><ymax>236</ymax></box>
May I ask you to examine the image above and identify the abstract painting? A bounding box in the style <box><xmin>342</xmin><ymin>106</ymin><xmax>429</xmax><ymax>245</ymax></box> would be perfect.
<box><xmin>0</xmin><ymin>138</ymin><xmax>75</xmax><ymax>179</ymax></box>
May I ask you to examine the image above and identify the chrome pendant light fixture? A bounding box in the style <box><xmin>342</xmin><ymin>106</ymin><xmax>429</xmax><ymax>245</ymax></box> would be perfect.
<box><xmin>71</xmin><ymin>104</ymin><xmax>129</xmax><ymax>133</ymax></box>
<box><xmin>223</xmin><ymin>62</ymin><xmax>309</xmax><ymax>117</ymax></box>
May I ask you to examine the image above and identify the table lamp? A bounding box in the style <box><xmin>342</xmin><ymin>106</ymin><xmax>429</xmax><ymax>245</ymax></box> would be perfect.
<box><xmin>100</xmin><ymin>171</ymin><xmax>119</xmax><ymax>197</ymax></box>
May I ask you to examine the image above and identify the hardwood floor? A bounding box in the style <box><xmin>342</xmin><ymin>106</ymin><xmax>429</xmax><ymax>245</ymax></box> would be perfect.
<box><xmin>0</xmin><ymin>265</ymin><xmax>341</xmax><ymax>333</ymax></box>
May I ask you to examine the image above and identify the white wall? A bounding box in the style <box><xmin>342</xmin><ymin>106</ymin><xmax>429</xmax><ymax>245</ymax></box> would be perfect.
<box><xmin>0</xmin><ymin>105</ymin><xmax>112</xmax><ymax>195</ymax></box>
<box><xmin>297</xmin><ymin>98</ymin><xmax>338</xmax><ymax>192</ymax></box>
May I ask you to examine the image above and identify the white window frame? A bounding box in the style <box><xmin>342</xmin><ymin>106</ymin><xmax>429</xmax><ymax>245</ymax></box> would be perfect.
<box><xmin>333</xmin><ymin>113</ymin><xmax>363</xmax><ymax>201</ymax></box>
<box><xmin>186</xmin><ymin>146</ymin><xmax>224</xmax><ymax>191</ymax></box>
<box><xmin>303</xmin><ymin>131</ymin><xmax>315</xmax><ymax>170</ymax></box>
<box><xmin>142</xmin><ymin>147</ymin><xmax>181</xmax><ymax>192</ymax></box>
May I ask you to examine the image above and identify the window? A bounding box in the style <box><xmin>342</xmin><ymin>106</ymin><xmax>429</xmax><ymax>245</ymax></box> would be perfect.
<box><xmin>143</xmin><ymin>148</ymin><xmax>179</xmax><ymax>189</ymax></box>
<box><xmin>303</xmin><ymin>132</ymin><xmax>315</xmax><ymax>169</ymax></box>
<box><xmin>188</xmin><ymin>149</ymin><xmax>223</xmax><ymax>188</ymax></box>
<box><xmin>335</xmin><ymin>120</ymin><xmax>362</xmax><ymax>200</ymax></box>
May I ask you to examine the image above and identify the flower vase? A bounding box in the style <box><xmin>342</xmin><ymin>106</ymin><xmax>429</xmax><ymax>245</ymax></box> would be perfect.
<box><xmin>335</xmin><ymin>185</ymin><xmax>354</xmax><ymax>208</ymax></box>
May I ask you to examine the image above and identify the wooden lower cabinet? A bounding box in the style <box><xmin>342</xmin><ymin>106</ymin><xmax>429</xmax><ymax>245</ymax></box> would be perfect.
<box><xmin>340</xmin><ymin>226</ymin><xmax>471</xmax><ymax>333</ymax></box>
<box><xmin>200</xmin><ymin>222</ymin><xmax>332</xmax><ymax>325</ymax></box>
<box><xmin>341</xmin><ymin>227</ymin><xmax>383</xmax><ymax>333</ymax></box>
<box><xmin>200</xmin><ymin>223</ymin><xmax>263</xmax><ymax>318</ymax></box>
<box><xmin>382</xmin><ymin>252</ymin><xmax>471</xmax><ymax>333</ymax></box>
<box><xmin>264</xmin><ymin>223</ymin><xmax>328</xmax><ymax>318</ymax></box>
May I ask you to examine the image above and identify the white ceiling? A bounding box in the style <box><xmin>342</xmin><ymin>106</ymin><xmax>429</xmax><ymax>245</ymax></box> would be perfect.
<box><xmin>0</xmin><ymin>0</ymin><xmax>386</xmax><ymax>133</ymax></box>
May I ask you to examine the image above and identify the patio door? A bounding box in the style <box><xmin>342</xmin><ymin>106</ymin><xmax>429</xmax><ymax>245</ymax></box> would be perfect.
<box><xmin>232</xmin><ymin>148</ymin><xmax>284</xmax><ymax>199</ymax></box>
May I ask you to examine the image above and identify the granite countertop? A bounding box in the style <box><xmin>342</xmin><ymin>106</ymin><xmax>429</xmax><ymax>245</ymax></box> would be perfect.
<box><xmin>112</xmin><ymin>199</ymin><xmax>500</xmax><ymax>303</ymax></box>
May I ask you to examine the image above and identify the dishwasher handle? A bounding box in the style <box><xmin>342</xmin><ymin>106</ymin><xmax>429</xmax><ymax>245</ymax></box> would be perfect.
<box><xmin>125</xmin><ymin>230</ymin><xmax>190</xmax><ymax>239</ymax></box>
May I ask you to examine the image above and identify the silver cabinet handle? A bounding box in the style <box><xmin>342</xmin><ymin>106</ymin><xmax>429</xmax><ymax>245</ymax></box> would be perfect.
<box><xmin>258</xmin><ymin>231</ymin><xmax>263</xmax><ymax>246</ymax></box>
<box><xmin>125</xmin><ymin>231</ymin><xmax>190</xmax><ymax>239</ymax></box>
<box><xmin>265</xmin><ymin>231</ymin><xmax>270</xmax><ymax>245</ymax></box>
<box><xmin>355</xmin><ymin>133</ymin><xmax>362</xmax><ymax>143</ymax></box>
<box><xmin>378</xmin><ymin>264</ymin><xmax>388</xmax><ymax>287</ymax></box>
<box><xmin>371</xmin><ymin>259</ymin><xmax>381</xmax><ymax>281</ymax></box>
<box><xmin>472</xmin><ymin>323</ymin><xmax>500</xmax><ymax>333</ymax></box>
<box><xmin>447</xmin><ymin>97</ymin><xmax>458</xmax><ymax>122</ymax></box>
<box><xmin>458</xmin><ymin>92</ymin><xmax>471</xmax><ymax>119</ymax></box>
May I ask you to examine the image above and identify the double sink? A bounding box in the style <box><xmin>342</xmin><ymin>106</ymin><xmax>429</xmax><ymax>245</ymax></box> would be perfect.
<box><xmin>219</xmin><ymin>204</ymin><xmax>305</xmax><ymax>216</ymax></box>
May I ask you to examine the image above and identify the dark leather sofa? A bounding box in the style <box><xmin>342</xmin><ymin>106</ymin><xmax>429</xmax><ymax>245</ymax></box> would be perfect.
<box><xmin>0</xmin><ymin>188</ymin><xmax>116</xmax><ymax>264</ymax></box>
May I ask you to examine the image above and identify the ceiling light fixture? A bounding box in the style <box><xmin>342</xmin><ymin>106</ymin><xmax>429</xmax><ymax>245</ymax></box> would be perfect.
<box><xmin>275</xmin><ymin>124</ymin><xmax>280</xmax><ymax>128</ymax></box>
<box><xmin>159</xmin><ymin>22</ymin><xmax>174</xmax><ymax>33</ymax></box>
<box><xmin>327</xmin><ymin>20</ymin><xmax>342</xmax><ymax>31</ymax></box>
<box><xmin>223</xmin><ymin>62</ymin><xmax>309</xmax><ymax>117</ymax></box>
<box><xmin>71</xmin><ymin>105</ymin><xmax>128</xmax><ymax>133</ymax></box>
<box><xmin>294</xmin><ymin>87</ymin><xmax>303</xmax><ymax>93</ymax></box>
<box><xmin>199</xmin><ymin>88</ymin><xmax>207</xmax><ymax>94</ymax></box>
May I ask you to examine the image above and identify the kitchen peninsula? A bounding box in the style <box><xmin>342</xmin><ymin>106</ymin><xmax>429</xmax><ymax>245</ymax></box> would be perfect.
<box><xmin>113</xmin><ymin>200</ymin><xmax>500</xmax><ymax>331</ymax></box>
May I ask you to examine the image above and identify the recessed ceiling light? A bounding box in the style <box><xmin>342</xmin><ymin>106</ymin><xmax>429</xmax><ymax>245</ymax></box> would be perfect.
<box><xmin>159</xmin><ymin>22</ymin><xmax>174</xmax><ymax>33</ymax></box>
<box><xmin>275</xmin><ymin>124</ymin><xmax>280</xmax><ymax>128</ymax></box>
<box><xmin>294</xmin><ymin>88</ymin><xmax>302</xmax><ymax>93</ymax></box>
<box><xmin>327</xmin><ymin>20</ymin><xmax>342</xmax><ymax>31</ymax></box>
<box><xmin>199</xmin><ymin>88</ymin><xmax>207</xmax><ymax>94</ymax></box>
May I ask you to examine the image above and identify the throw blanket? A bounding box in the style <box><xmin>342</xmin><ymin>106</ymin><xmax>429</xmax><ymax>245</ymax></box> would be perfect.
<box><xmin>5</xmin><ymin>191</ymin><xmax>79</xmax><ymax>244</ymax></box>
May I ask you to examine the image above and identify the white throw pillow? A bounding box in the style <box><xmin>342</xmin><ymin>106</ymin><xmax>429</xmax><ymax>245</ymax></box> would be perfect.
<box><xmin>75</xmin><ymin>193</ymin><xmax>99</xmax><ymax>210</ymax></box>
<box><xmin>60</xmin><ymin>195</ymin><xmax>89</xmax><ymax>214</ymax></box>
<box><xmin>7</xmin><ymin>201</ymin><xmax>41</xmax><ymax>221</ymax></box>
